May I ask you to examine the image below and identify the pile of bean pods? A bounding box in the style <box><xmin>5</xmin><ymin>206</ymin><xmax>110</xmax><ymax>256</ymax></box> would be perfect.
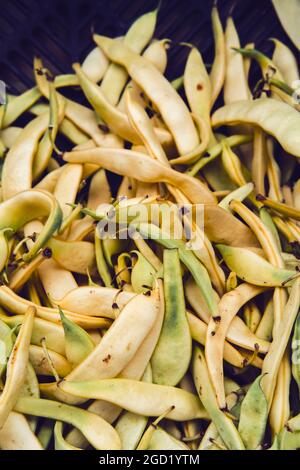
<box><xmin>0</xmin><ymin>3</ymin><xmax>300</xmax><ymax>451</ymax></box>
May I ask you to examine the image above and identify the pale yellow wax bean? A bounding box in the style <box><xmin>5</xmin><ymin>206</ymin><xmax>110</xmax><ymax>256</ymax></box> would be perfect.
<box><xmin>205</xmin><ymin>284</ymin><xmax>267</xmax><ymax>409</ymax></box>
<box><xmin>224</xmin><ymin>16</ymin><xmax>249</xmax><ymax>103</ymax></box>
<box><xmin>2</xmin><ymin>113</ymin><xmax>49</xmax><ymax>200</ymax></box>
<box><xmin>0</xmin><ymin>412</ymin><xmax>43</xmax><ymax>450</ymax></box>
<box><xmin>24</xmin><ymin>221</ymin><xmax>78</xmax><ymax>301</ymax></box>
<box><xmin>57</xmin><ymin>286</ymin><xmax>135</xmax><ymax>318</ymax></box>
<box><xmin>94</xmin><ymin>35</ymin><xmax>200</xmax><ymax>155</ymax></box>
<box><xmin>40</xmin><ymin>288</ymin><xmax>161</xmax><ymax>405</ymax></box>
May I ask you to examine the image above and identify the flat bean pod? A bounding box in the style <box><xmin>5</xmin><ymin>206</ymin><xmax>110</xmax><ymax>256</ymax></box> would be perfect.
<box><xmin>57</xmin><ymin>285</ymin><xmax>134</xmax><ymax>318</ymax></box>
<box><xmin>206</xmin><ymin>283</ymin><xmax>267</xmax><ymax>409</ymax></box>
<box><xmin>0</xmin><ymin>412</ymin><xmax>43</xmax><ymax>450</ymax></box>
<box><xmin>0</xmin><ymin>286</ymin><xmax>111</xmax><ymax>329</ymax></box>
<box><xmin>41</xmin><ymin>288</ymin><xmax>160</xmax><ymax>404</ymax></box>
<box><xmin>64</xmin><ymin>147</ymin><xmax>216</xmax><ymax>204</ymax></box>
<box><xmin>59</xmin><ymin>378</ymin><xmax>209</xmax><ymax>421</ymax></box>
<box><xmin>94</xmin><ymin>35</ymin><xmax>200</xmax><ymax>154</ymax></box>
<box><xmin>193</xmin><ymin>347</ymin><xmax>245</xmax><ymax>450</ymax></box>
<box><xmin>14</xmin><ymin>397</ymin><xmax>121</xmax><ymax>450</ymax></box>
<box><xmin>1</xmin><ymin>2</ymin><xmax>299</xmax><ymax>452</ymax></box>
<box><xmin>99</xmin><ymin>7</ymin><xmax>158</xmax><ymax>105</ymax></box>
<box><xmin>217</xmin><ymin>244</ymin><xmax>295</xmax><ymax>287</ymax></box>
<box><xmin>0</xmin><ymin>306</ymin><xmax>35</xmax><ymax>427</ymax></box>
<box><xmin>59</xmin><ymin>307</ymin><xmax>95</xmax><ymax>366</ymax></box>
<box><xmin>54</xmin><ymin>421</ymin><xmax>82</xmax><ymax>451</ymax></box>
<box><xmin>238</xmin><ymin>375</ymin><xmax>268</xmax><ymax>449</ymax></box>
<box><xmin>151</xmin><ymin>249</ymin><xmax>192</xmax><ymax>385</ymax></box>
<box><xmin>212</xmin><ymin>98</ymin><xmax>300</xmax><ymax>158</ymax></box>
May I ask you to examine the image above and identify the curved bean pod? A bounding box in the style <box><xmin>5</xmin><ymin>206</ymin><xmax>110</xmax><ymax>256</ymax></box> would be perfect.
<box><xmin>271</xmin><ymin>38</ymin><xmax>299</xmax><ymax>86</ymax></box>
<box><xmin>2</xmin><ymin>113</ymin><xmax>49</xmax><ymax>199</ymax></box>
<box><xmin>47</xmin><ymin>238</ymin><xmax>95</xmax><ymax>275</ymax></box>
<box><xmin>81</xmin><ymin>45</ymin><xmax>109</xmax><ymax>83</ymax></box>
<box><xmin>0</xmin><ymin>314</ymin><xmax>65</xmax><ymax>355</ymax></box>
<box><xmin>28</xmin><ymin>344</ymin><xmax>72</xmax><ymax>377</ymax></box>
<box><xmin>187</xmin><ymin>312</ymin><xmax>246</xmax><ymax>368</ymax></box>
<box><xmin>99</xmin><ymin>7</ymin><xmax>158</xmax><ymax>105</ymax></box>
<box><xmin>2</xmin><ymin>87</ymin><xmax>41</xmax><ymax>128</ymax></box>
<box><xmin>73</xmin><ymin>64</ymin><xmax>172</xmax><ymax>147</ymax></box>
<box><xmin>94</xmin><ymin>35</ymin><xmax>200</xmax><ymax>154</ymax></box>
<box><xmin>147</xmin><ymin>427</ymin><xmax>189</xmax><ymax>450</ymax></box>
<box><xmin>0</xmin><ymin>286</ymin><xmax>111</xmax><ymax>329</ymax></box>
<box><xmin>0</xmin><ymin>189</ymin><xmax>62</xmax><ymax>262</ymax></box>
<box><xmin>212</xmin><ymin>98</ymin><xmax>300</xmax><ymax>158</ymax></box>
<box><xmin>41</xmin><ymin>288</ymin><xmax>161</xmax><ymax>404</ymax></box>
<box><xmin>59</xmin><ymin>378</ymin><xmax>208</xmax><ymax>421</ymax></box>
<box><xmin>205</xmin><ymin>283</ymin><xmax>267</xmax><ymax>409</ymax></box>
<box><xmin>217</xmin><ymin>244</ymin><xmax>295</xmax><ymax>287</ymax></box>
<box><xmin>224</xmin><ymin>17</ymin><xmax>249</xmax><ymax>104</ymax></box>
<box><xmin>14</xmin><ymin>397</ymin><xmax>121</xmax><ymax>450</ymax></box>
<box><xmin>131</xmin><ymin>251</ymin><xmax>156</xmax><ymax>294</ymax></box>
<box><xmin>56</xmin><ymin>285</ymin><xmax>134</xmax><ymax>318</ymax></box>
<box><xmin>210</xmin><ymin>6</ymin><xmax>226</xmax><ymax>107</ymax></box>
<box><xmin>0</xmin><ymin>306</ymin><xmax>35</xmax><ymax>428</ymax></box>
<box><xmin>262</xmin><ymin>278</ymin><xmax>300</xmax><ymax>406</ymax></box>
<box><xmin>64</xmin><ymin>147</ymin><xmax>216</xmax><ymax>204</ymax></box>
<box><xmin>54</xmin><ymin>421</ymin><xmax>82</xmax><ymax>451</ymax></box>
<box><xmin>0</xmin><ymin>412</ymin><xmax>43</xmax><ymax>450</ymax></box>
<box><xmin>184</xmin><ymin>47</ymin><xmax>213</xmax><ymax>143</ymax></box>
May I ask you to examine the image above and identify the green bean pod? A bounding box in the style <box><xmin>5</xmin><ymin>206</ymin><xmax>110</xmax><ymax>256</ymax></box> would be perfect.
<box><xmin>192</xmin><ymin>347</ymin><xmax>245</xmax><ymax>450</ymax></box>
<box><xmin>135</xmin><ymin>223</ymin><xmax>218</xmax><ymax>316</ymax></box>
<box><xmin>131</xmin><ymin>251</ymin><xmax>156</xmax><ymax>294</ymax></box>
<box><xmin>217</xmin><ymin>244</ymin><xmax>295</xmax><ymax>287</ymax></box>
<box><xmin>277</xmin><ymin>428</ymin><xmax>300</xmax><ymax>450</ymax></box>
<box><xmin>238</xmin><ymin>375</ymin><xmax>268</xmax><ymax>449</ymax></box>
<box><xmin>95</xmin><ymin>231</ymin><xmax>112</xmax><ymax>287</ymax></box>
<box><xmin>59</xmin><ymin>307</ymin><xmax>95</xmax><ymax>367</ymax></box>
<box><xmin>151</xmin><ymin>249</ymin><xmax>192</xmax><ymax>386</ymax></box>
<box><xmin>33</xmin><ymin>82</ymin><xmax>65</xmax><ymax>180</ymax></box>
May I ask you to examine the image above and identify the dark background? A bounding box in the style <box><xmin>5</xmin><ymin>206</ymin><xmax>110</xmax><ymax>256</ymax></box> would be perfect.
<box><xmin>0</xmin><ymin>0</ymin><xmax>299</xmax><ymax>95</ymax></box>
